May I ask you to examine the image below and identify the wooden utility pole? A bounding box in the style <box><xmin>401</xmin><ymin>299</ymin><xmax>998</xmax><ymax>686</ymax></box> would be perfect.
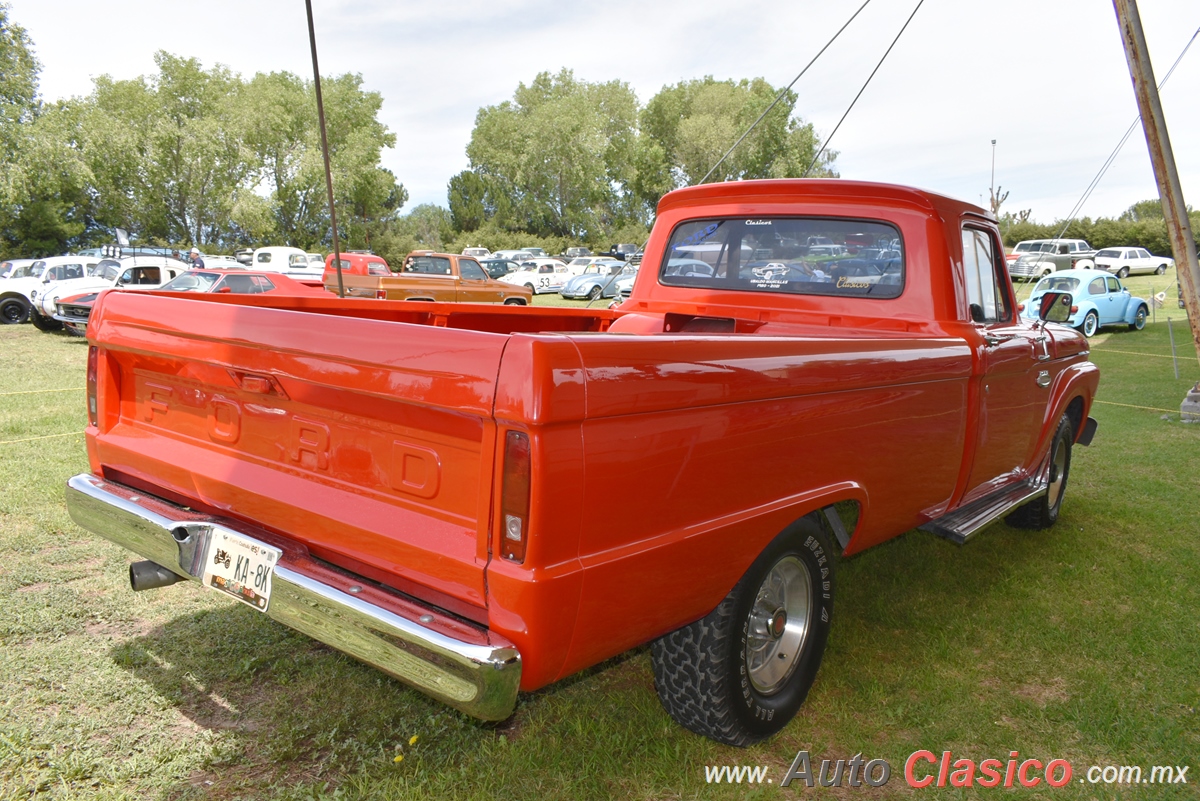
<box><xmin>1112</xmin><ymin>0</ymin><xmax>1200</xmax><ymax>371</ymax></box>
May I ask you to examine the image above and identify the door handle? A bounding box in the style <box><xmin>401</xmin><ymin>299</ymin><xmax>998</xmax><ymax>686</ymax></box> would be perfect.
<box><xmin>982</xmin><ymin>333</ymin><xmax>1015</xmax><ymax>347</ymax></box>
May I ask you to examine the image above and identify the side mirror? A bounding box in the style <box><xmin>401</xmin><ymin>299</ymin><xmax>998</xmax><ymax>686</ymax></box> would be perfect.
<box><xmin>1037</xmin><ymin>291</ymin><xmax>1073</xmax><ymax>323</ymax></box>
<box><xmin>216</xmin><ymin>286</ymin><xmax>232</xmax><ymax>293</ymax></box>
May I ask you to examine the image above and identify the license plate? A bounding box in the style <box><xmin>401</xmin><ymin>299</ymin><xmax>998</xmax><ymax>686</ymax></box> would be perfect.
<box><xmin>202</xmin><ymin>528</ymin><xmax>281</xmax><ymax>611</ymax></box>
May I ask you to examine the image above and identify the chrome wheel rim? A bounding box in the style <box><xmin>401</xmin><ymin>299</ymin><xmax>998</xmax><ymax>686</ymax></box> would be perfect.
<box><xmin>746</xmin><ymin>556</ymin><xmax>812</xmax><ymax>694</ymax></box>
<box><xmin>1084</xmin><ymin>314</ymin><xmax>1097</xmax><ymax>336</ymax></box>
<box><xmin>1048</xmin><ymin>434</ymin><xmax>1068</xmax><ymax>507</ymax></box>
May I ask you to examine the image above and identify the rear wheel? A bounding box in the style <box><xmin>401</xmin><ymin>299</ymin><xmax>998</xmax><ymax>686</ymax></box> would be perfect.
<box><xmin>651</xmin><ymin>515</ymin><xmax>834</xmax><ymax>746</ymax></box>
<box><xmin>30</xmin><ymin>308</ymin><xmax>63</xmax><ymax>332</ymax></box>
<box><xmin>503</xmin><ymin>297</ymin><xmax>527</xmax><ymax>305</ymax></box>
<box><xmin>1006</xmin><ymin>415</ymin><xmax>1073</xmax><ymax>529</ymax></box>
<box><xmin>1117</xmin><ymin>266</ymin><xmax>1130</xmax><ymax>278</ymax></box>
<box><xmin>0</xmin><ymin>297</ymin><xmax>30</xmax><ymax>325</ymax></box>
<box><xmin>1079</xmin><ymin>311</ymin><xmax>1099</xmax><ymax>338</ymax></box>
<box><xmin>1130</xmin><ymin>305</ymin><xmax>1147</xmax><ymax>330</ymax></box>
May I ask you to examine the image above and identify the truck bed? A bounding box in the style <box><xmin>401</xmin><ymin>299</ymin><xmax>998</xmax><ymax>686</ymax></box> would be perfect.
<box><xmin>88</xmin><ymin>289</ymin><xmax>974</xmax><ymax>685</ymax></box>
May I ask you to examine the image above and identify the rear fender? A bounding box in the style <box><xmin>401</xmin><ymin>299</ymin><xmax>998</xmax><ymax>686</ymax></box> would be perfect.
<box><xmin>1069</xmin><ymin>300</ymin><xmax>1099</xmax><ymax>327</ymax></box>
<box><xmin>1123</xmin><ymin>298</ymin><xmax>1149</xmax><ymax>325</ymax></box>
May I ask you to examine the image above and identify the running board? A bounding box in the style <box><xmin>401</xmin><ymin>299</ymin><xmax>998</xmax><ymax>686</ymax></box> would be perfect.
<box><xmin>919</xmin><ymin>478</ymin><xmax>1047</xmax><ymax>545</ymax></box>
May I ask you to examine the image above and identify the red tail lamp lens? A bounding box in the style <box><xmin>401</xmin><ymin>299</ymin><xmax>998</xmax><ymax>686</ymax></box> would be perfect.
<box><xmin>500</xmin><ymin>431</ymin><xmax>530</xmax><ymax>563</ymax></box>
<box><xmin>376</xmin><ymin>289</ymin><xmax>387</xmax><ymax>299</ymax></box>
<box><xmin>1070</xmin><ymin>306</ymin><xmax>1079</xmax><ymax>314</ymax></box>
<box><xmin>86</xmin><ymin>345</ymin><xmax>98</xmax><ymax>427</ymax></box>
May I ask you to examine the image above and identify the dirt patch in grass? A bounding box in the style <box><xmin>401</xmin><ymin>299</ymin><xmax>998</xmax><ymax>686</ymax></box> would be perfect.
<box><xmin>1014</xmin><ymin>677</ymin><xmax>1070</xmax><ymax>707</ymax></box>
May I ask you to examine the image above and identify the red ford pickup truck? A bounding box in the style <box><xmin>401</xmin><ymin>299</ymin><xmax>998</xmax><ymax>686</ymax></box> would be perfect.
<box><xmin>66</xmin><ymin>180</ymin><xmax>1098</xmax><ymax>746</ymax></box>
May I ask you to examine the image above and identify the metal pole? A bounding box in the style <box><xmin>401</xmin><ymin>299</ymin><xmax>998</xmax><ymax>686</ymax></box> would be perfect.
<box><xmin>1168</xmin><ymin>317</ymin><xmax>1179</xmax><ymax>379</ymax></box>
<box><xmin>305</xmin><ymin>0</ymin><xmax>344</xmax><ymax>298</ymax></box>
<box><xmin>1113</xmin><ymin>0</ymin><xmax>1200</xmax><ymax>373</ymax></box>
<box><xmin>990</xmin><ymin>139</ymin><xmax>996</xmax><ymax>213</ymax></box>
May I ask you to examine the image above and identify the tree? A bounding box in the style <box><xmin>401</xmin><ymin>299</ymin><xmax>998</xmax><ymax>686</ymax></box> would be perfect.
<box><xmin>1120</xmin><ymin>198</ymin><xmax>1166</xmax><ymax>222</ymax></box>
<box><xmin>0</xmin><ymin>1</ymin><xmax>38</xmax><ymax>152</ymax></box>
<box><xmin>989</xmin><ymin>185</ymin><xmax>1010</xmax><ymax>218</ymax></box>
<box><xmin>639</xmin><ymin>76</ymin><xmax>836</xmax><ymax>202</ymax></box>
<box><xmin>464</xmin><ymin>69</ymin><xmax>641</xmax><ymax>239</ymax></box>
<box><xmin>239</xmin><ymin>70</ymin><xmax>403</xmax><ymax>250</ymax></box>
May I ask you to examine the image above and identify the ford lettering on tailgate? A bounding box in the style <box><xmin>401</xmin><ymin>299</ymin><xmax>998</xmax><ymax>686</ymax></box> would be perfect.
<box><xmin>131</xmin><ymin>370</ymin><xmax>451</xmax><ymax>507</ymax></box>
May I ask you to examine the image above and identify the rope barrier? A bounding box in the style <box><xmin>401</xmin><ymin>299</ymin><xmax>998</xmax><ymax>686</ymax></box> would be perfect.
<box><xmin>1093</xmin><ymin>399</ymin><xmax>1182</xmax><ymax>415</ymax></box>
<box><xmin>0</xmin><ymin>387</ymin><xmax>85</xmax><ymax>397</ymax></box>
<box><xmin>0</xmin><ymin>431</ymin><xmax>81</xmax><ymax>445</ymax></box>
<box><xmin>1090</xmin><ymin>349</ymin><xmax>1190</xmax><ymax>361</ymax></box>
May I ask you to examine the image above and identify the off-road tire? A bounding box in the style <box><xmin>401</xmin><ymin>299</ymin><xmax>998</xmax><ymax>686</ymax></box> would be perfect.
<box><xmin>0</xmin><ymin>297</ymin><xmax>30</xmax><ymax>325</ymax></box>
<box><xmin>1006</xmin><ymin>414</ymin><xmax>1073</xmax><ymax>530</ymax></box>
<box><xmin>650</xmin><ymin>515</ymin><xmax>834</xmax><ymax>746</ymax></box>
<box><xmin>30</xmin><ymin>308</ymin><xmax>63</xmax><ymax>332</ymax></box>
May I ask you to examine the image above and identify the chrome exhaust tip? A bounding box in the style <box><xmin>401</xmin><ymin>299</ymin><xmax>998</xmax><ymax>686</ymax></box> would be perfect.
<box><xmin>129</xmin><ymin>560</ymin><xmax>186</xmax><ymax>591</ymax></box>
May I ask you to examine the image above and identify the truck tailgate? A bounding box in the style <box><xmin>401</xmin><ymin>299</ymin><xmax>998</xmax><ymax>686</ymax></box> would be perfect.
<box><xmin>87</xmin><ymin>292</ymin><xmax>505</xmax><ymax>614</ymax></box>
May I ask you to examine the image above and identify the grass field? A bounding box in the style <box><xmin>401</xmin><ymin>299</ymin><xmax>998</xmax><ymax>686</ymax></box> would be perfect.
<box><xmin>1</xmin><ymin>303</ymin><xmax>1198</xmax><ymax>799</ymax></box>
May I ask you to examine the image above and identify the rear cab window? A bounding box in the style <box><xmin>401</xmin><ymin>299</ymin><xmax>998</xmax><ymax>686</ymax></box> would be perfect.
<box><xmin>659</xmin><ymin>217</ymin><xmax>905</xmax><ymax>299</ymax></box>
<box><xmin>961</xmin><ymin>226</ymin><xmax>1011</xmax><ymax>323</ymax></box>
<box><xmin>404</xmin><ymin>256</ymin><xmax>453</xmax><ymax>275</ymax></box>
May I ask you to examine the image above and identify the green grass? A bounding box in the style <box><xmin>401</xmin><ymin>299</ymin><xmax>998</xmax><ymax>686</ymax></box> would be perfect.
<box><xmin>1</xmin><ymin>320</ymin><xmax>1198</xmax><ymax>800</ymax></box>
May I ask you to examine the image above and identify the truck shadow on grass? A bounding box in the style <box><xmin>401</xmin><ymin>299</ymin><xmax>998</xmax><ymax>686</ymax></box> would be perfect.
<box><xmin>103</xmin><ymin>524</ymin><xmax>1066</xmax><ymax>793</ymax></box>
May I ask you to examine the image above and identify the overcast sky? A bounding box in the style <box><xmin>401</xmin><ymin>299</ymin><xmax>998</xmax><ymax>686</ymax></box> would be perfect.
<box><xmin>10</xmin><ymin>0</ymin><xmax>1200</xmax><ymax>223</ymax></box>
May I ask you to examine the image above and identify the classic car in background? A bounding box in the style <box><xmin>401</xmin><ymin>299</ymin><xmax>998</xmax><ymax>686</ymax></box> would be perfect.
<box><xmin>1020</xmin><ymin>268</ymin><xmax>1150</xmax><ymax>336</ymax></box>
<box><xmin>1</xmin><ymin>256</ymin><xmax>101</xmax><ymax>326</ymax></box>
<box><xmin>54</xmin><ymin>269</ymin><xmax>320</xmax><ymax>335</ymax></box>
<box><xmin>498</xmin><ymin>259</ymin><xmax>572</xmax><ymax>293</ymax></box>
<box><xmin>1007</xmin><ymin>239</ymin><xmax>1097</xmax><ymax>280</ymax></box>
<box><xmin>559</xmin><ymin>261</ymin><xmax>628</xmax><ymax>300</ymax></box>
<box><xmin>35</xmin><ymin>256</ymin><xmax>189</xmax><ymax>331</ymax></box>
<box><xmin>1093</xmin><ymin>247</ymin><xmax>1173</xmax><ymax>277</ymax></box>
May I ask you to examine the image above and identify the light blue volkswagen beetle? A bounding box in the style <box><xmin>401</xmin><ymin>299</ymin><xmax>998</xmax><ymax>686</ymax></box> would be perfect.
<box><xmin>1020</xmin><ymin>268</ymin><xmax>1149</xmax><ymax>337</ymax></box>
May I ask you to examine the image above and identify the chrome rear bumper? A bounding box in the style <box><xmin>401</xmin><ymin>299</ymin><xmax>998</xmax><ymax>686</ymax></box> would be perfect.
<box><xmin>66</xmin><ymin>473</ymin><xmax>521</xmax><ymax>721</ymax></box>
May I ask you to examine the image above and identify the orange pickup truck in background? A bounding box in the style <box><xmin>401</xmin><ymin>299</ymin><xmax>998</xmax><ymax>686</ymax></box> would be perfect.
<box><xmin>324</xmin><ymin>250</ymin><xmax>532</xmax><ymax>305</ymax></box>
<box><xmin>67</xmin><ymin>179</ymin><xmax>1098</xmax><ymax>747</ymax></box>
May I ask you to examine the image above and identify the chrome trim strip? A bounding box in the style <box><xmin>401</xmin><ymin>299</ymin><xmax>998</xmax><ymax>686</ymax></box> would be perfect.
<box><xmin>65</xmin><ymin>473</ymin><xmax>521</xmax><ymax>720</ymax></box>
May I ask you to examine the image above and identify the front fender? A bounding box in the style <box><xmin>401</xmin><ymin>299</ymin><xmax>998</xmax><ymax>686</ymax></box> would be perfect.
<box><xmin>1034</xmin><ymin>359</ymin><xmax>1100</xmax><ymax>460</ymax></box>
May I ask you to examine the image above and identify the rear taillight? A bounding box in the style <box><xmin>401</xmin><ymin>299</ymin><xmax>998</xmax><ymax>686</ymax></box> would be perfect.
<box><xmin>376</xmin><ymin>289</ymin><xmax>387</xmax><ymax>299</ymax></box>
<box><xmin>500</xmin><ymin>431</ymin><xmax>531</xmax><ymax>563</ymax></box>
<box><xmin>1070</xmin><ymin>305</ymin><xmax>1079</xmax><ymax>314</ymax></box>
<box><xmin>1017</xmin><ymin>303</ymin><xmax>1025</xmax><ymax>312</ymax></box>
<box><xmin>86</xmin><ymin>345</ymin><xmax>98</xmax><ymax>427</ymax></box>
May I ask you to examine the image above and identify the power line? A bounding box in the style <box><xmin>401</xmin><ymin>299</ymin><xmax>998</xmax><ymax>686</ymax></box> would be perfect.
<box><xmin>1054</xmin><ymin>25</ymin><xmax>1199</xmax><ymax>239</ymax></box>
<box><xmin>696</xmin><ymin>0</ymin><xmax>874</xmax><ymax>186</ymax></box>
<box><xmin>805</xmin><ymin>0</ymin><xmax>926</xmax><ymax>176</ymax></box>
